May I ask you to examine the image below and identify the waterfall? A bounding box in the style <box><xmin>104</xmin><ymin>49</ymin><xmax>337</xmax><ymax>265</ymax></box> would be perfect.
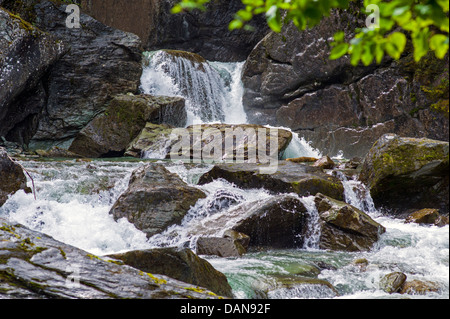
<box><xmin>140</xmin><ymin>50</ymin><xmax>246</xmax><ymax>125</ymax></box>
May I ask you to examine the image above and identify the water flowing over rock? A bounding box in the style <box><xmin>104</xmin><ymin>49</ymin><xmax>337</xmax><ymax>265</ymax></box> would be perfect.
<box><xmin>68</xmin><ymin>94</ymin><xmax>185</xmax><ymax>158</ymax></box>
<box><xmin>0</xmin><ymin>147</ymin><xmax>31</xmax><ymax>206</ymax></box>
<box><xmin>6</xmin><ymin>1</ymin><xmax>143</xmax><ymax>150</ymax></box>
<box><xmin>140</xmin><ymin>50</ymin><xmax>229</xmax><ymax>124</ymax></box>
<box><xmin>109</xmin><ymin>163</ymin><xmax>206</xmax><ymax>238</ymax></box>
<box><xmin>359</xmin><ymin>134</ymin><xmax>449</xmax><ymax>214</ymax></box>
<box><xmin>0</xmin><ymin>7</ymin><xmax>66</xmax><ymax>144</ymax></box>
<box><xmin>314</xmin><ymin>193</ymin><xmax>386</xmax><ymax>252</ymax></box>
<box><xmin>199</xmin><ymin>162</ymin><xmax>344</xmax><ymax>201</ymax></box>
<box><xmin>107</xmin><ymin>247</ymin><xmax>233</xmax><ymax>298</ymax></box>
<box><xmin>0</xmin><ymin>218</ymin><xmax>220</xmax><ymax>299</ymax></box>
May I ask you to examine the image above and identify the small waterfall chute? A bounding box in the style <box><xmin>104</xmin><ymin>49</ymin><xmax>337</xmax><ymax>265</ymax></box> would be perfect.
<box><xmin>140</xmin><ymin>50</ymin><xmax>231</xmax><ymax>125</ymax></box>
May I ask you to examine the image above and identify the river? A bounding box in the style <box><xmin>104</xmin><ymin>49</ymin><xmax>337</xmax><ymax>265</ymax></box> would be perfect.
<box><xmin>1</xmin><ymin>51</ymin><xmax>448</xmax><ymax>299</ymax></box>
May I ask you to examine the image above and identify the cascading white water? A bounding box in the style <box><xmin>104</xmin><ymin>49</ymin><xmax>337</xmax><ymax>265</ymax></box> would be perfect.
<box><xmin>1</xmin><ymin>50</ymin><xmax>448</xmax><ymax>300</ymax></box>
<box><xmin>140</xmin><ymin>50</ymin><xmax>241</xmax><ymax>125</ymax></box>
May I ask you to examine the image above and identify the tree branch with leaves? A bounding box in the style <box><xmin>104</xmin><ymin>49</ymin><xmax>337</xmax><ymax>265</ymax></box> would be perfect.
<box><xmin>171</xmin><ymin>0</ymin><xmax>449</xmax><ymax>66</ymax></box>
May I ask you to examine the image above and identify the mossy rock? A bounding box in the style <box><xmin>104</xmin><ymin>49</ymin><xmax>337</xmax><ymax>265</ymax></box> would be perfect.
<box><xmin>359</xmin><ymin>134</ymin><xmax>449</xmax><ymax>214</ymax></box>
<box><xmin>68</xmin><ymin>94</ymin><xmax>185</xmax><ymax>158</ymax></box>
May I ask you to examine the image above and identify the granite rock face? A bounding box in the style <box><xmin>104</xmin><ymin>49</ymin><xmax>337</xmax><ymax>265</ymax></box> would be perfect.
<box><xmin>0</xmin><ymin>6</ymin><xmax>66</xmax><ymax>145</ymax></box>
<box><xmin>241</xmin><ymin>4</ymin><xmax>449</xmax><ymax>158</ymax></box>
<box><xmin>81</xmin><ymin>0</ymin><xmax>270</xmax><ymax>62</ymax></box>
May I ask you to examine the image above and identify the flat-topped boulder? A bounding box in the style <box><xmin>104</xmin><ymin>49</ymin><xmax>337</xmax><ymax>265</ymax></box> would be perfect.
<box><xmin>199</xmin><ymin>161</ymin><xmax>344</xmax><ymax>201</ymax></box>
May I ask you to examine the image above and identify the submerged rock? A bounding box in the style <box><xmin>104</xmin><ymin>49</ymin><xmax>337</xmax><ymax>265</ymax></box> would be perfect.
<box><xmin>109</xmin><ymin>163</ymin><xmax>206</xmax><ymax>238</ymax></box>
<box><xmin>266</xmin><ymin>276</ymin><xmax>339</xmax><ymax>299</ymax></box>
<box><xmin>68</xmin><ymin>94</ymin><xmax>186</xmax><ymax>158</ymax></box>
<box><xmin>400</xmin><ymin>279</ymin><xmax>440</xmax><ymax>296</ymax></box>
<box><xmin>314</xmin><ymin>193</ymin><xmax>386</xmax><ymax>252</ymax></box>
<box><xmin>405</xmin><ymin>208</ymin><xmax>445</xmax><ymax>226</ymax></box>
<box><xmin>379</xmin><ymin>272</ymin><xmax>408</xmax><ymax>294</ymax></box>
<box><xmin>0</xmin><ymin>218</ymin><xmax>220</xmax><ymax>299</ymax></box>
<box><xmin>199</xmin><ymin>161</ymin><xmax>344</xmax><ymax>201</ymax></box>
<box><xmin>0</xmin><ymin>147</ymin><xmax>31</xmax><ymax>206</ymax></box>
<box><xmin>359</xmin><ymin>134</ymin><xmax>449</xmax><ymax>214</ymax></box>
<box><xmin>107</xmin><ymin>247</ymin><xmax>233</xmax><ymax>298</ymax></box>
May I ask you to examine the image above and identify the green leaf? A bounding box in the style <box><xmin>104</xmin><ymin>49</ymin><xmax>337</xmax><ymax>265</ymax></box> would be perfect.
<box><xmin>385</xmin><ymin>32</ymin><xmax>407</xmax><ymax>60</ymax></box>
<box><xmin>229</xmin><ymin>19</ymin><xmax>244</xmax><ymax>30</ymax></box>
<box><xmin>334</xmin><ymin>31</ymin><xmax>345</xmax><ymax>43</ymax></box>
<box><xmin>330</xmin><ymin>43</ymin><xmax>349</xmax><ymax>60</ymax></box>
<box><xmin>412</xmin><ymin>28</ymin><xmax>430</xmax><ymax>61</ymax></box>
<box><xmin>430</xmin><ymin>34</ymin><xmax>449</xmax><ymax>59</ymax></box>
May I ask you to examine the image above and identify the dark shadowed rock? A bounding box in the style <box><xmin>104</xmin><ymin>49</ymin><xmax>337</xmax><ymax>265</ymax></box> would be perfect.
<box><xmin>107</xmin><ymin>247</ymin><xmax>233</xmax><ymax>298</ymax></box>
<box><xmin>314</xmin><ymin>193</ymin><xmax>386</xmax><ymax>252</ymax></box>
<box><xmin>21</xmin><ymin>1</ymin><xmax>144</xmax><ymax>149</ymax></box>
<box><xmin>81</xmin><ymin>0</ymin><xmax>270</xmax><ymax>62</ymax></box>
<box><xmin>199</xmin><ymin>161</ymin><xmax>344</xmax><ymax>201</ymax></box>
<box><xmin>0</xmin><ymin>218</ymin><xmax>220</xmax><ymax>299</ymax></box>
<box><xmin>0</xmin><ymin>7</ymin><xmax>66</xmax><ymax>144</ymax></box>
<box><xmin>109</xmin><ymin>163</ymin><xmax>206</xmax><ymax>238</ymax></box>
<box><xmin>359</xmin><ymin>134</ymin><xmax>449</xmax><ymax>214</ymax></box>
<box><xmin>0</xmin><ymin>147</ymin><xmax>31</xmax><ymax>206</ymax></box>
<box><xmin>230</xmin><ymin>195</ymin><xmax>308</xmax><ymax>249</ymax></box>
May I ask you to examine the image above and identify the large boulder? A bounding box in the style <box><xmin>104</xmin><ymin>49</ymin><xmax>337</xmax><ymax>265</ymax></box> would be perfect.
<box><xmin>199</xmin><ymin>161</ymin><xmax>344</xmax><ymax>201</ymax></box>
<box><xmin>0</xmin><ymin>218</ymin><xmax>220</xmax><ymax>299</ymax></box>
<box><xmin>80</xmin><ymin>0</ymin><xmax>270</xmax><ymax>62</ymax></box>
<box><xmin>166</xmin><ymin>124</ymin><xmax>293</xmax><ymax>163</ymax></box>
<box><xmin>68</xmin><ymin>94</ymin><xmax>185</xmax><ymax>158</ymax></box>
<box><xmin>0</xmin><ymin>6</ymin><xmax>66</xmax><ymax>144</ymax></box>
<box><xmin>109</xmin><ymin>163</ymin><xmax>206</xmax><ymax>238</ymax></box>
<box><xmin>229</xmin><ymin>195</ymin><xmax>308</xmax><ymax>249</ymax></box>
<box><xmin>0</xmin><ymin>147</ymin><xmax>31</xmax><ymax>206</ymax></box>
<box><xmin>3</xmin><ymin>1</ymin><xmax>144</xmax><ymax>150</ymax></box>
<box><xmin>107</xmin><ymin>247</ymin><xmax>233</xmax><ymax>298</ymax></box>
<box><xmin>359</xmin><ymin>134</ymin><xmax>449</xmax><ymax>214</ymax></box>
<box><xmin>314</xmin><ymin>194</ymin><xmax>386</xmax><ymax>252</ymax></box>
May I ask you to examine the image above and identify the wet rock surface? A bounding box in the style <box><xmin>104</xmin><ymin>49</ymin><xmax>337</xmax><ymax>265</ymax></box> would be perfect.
<box><xmin>0</xmin><ymin>218</ymin><xmax>220</xmax><ymax>299</ymax></box>
<box><xmin>109</xmin><ymin>163</ymin><xmax>206</xmax><ymax>238</ymax></box>
<box><xmin>199</xmin><ymin>161</ymin><xmax>345</xmax><ymax>201</ymax></box>
<box><xmin>108</xmin><ymin>247</ymin><xmax>233</xmax><ymax>298</ymax></box>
